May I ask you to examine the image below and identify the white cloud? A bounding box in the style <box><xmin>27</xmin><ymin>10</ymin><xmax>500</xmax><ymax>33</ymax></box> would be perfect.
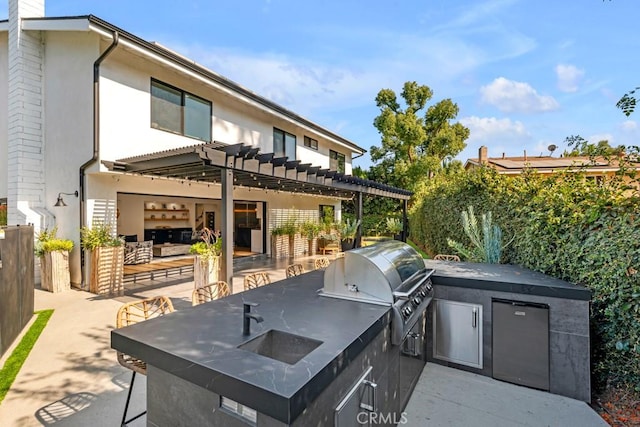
<box><xmin>587</xmin><ymin>133</ymin><xmax>614</xmax><ymax>144</ymax></box>
<box><xmin>459</xmin><ymin>116</ymin><xmax>529</xmax><ymax>141</ymax></box>
<box><xmin>480</xmin><ymin>77</ymin><xmax>560</xmax><ymax>113</ymax></box>
<box><xmin>555</xmin><ymin>64</ymin><xmax>585</xmax><ymax>93</ymax></box>
<box><xmin>621</xmin><ymin>120</ymin><xmax>637</xmax><ymax>131</ymax></box>
<box><xmin>180</xmin><ymin>47</ymin><xmax>381</xmax><ymax>116</ymax></box>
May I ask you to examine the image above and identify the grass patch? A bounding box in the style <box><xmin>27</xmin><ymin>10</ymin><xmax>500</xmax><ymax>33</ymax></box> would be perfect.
<box><xmin>0</xmin><ymin>309</ymin><xmax>54</xmax><ymax>405</ymax></box>
<box><xmin>407</xmin><ymin>239</ymin><xmax>430</xmax><ymax>258</ymax></box>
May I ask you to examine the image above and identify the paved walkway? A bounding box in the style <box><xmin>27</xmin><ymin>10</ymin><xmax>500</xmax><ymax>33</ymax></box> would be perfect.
<box><xmin>0</xmin><ymin>255</ymin><xmax>606</xmax><ymax>426</ymax></box>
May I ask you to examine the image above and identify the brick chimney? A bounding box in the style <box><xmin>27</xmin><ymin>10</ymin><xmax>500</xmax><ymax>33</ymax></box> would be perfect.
<box><xmin>7</xmin><ymin>0</ymin><xmax>45</xmax><ymax>225</ymax></box>
<box><xmin>479</xmin><ymin>146</ymin><xmax>488</xmax><ymax>165</ymax></box>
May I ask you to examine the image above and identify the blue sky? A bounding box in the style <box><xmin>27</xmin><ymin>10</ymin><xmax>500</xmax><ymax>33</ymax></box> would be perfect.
<box><xmin>2</xmin><ymin>0</ymin><xmax>639</xmax><ymax>168</ymax></box>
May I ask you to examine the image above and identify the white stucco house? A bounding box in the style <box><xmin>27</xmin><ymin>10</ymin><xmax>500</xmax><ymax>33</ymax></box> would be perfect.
<box><xmin>0</xmin><ymin>0</ymin><xmax>410</xmax><ymax>287</ymax></box>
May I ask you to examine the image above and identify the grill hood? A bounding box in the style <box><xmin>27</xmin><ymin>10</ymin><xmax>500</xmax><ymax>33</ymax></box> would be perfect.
<box><xmin>321</xmin><ymin>240</ymin><xmax>427</xmax><ymax>305</ymax></box>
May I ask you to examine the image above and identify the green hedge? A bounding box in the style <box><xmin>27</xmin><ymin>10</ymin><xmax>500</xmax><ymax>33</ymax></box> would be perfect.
<box><xmin>409</xmin><ymin>167</ymin><xmax>640</xmax><ymax>391</ymax></box>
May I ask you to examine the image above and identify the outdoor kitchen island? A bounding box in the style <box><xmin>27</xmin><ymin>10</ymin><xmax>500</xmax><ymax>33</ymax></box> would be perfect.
<box><xmin>423</xmin><ymin>260</ymin><xmax>592</xmax><ymax>403</ymax></box>
<box><xmin>111</xmin><ymin>269</ymin><xmax>412</xmax><ymax>426</ymax></box>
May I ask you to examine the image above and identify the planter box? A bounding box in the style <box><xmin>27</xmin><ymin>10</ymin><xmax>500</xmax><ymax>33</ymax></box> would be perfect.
<box><xmin>194</xmin><ymin>255</ymin><xmax>220</xmax><ymax>289</ymax></box>
<box><xmin>41</xmin><ymin>250</ymin><xmax>71</xmax><ymax>293</ymax></box>
<box><xmin>89</xmin><ymin>246</ymin><xmax>124</xmax><ymax>295</ymax></box>
<box><xmin>271</xmin><ymin>235</ymin><xmax>287</xmax><ymax>259</ymax></box>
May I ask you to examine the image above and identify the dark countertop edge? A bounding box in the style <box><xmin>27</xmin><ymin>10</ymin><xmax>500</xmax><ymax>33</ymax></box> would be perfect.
<box><xmin>111</xmin><ymin>308</ymin><xmax>392</xmax><ymax>425</ymax></box>
<box><xmin>431</xmin><ymin>276</ymin><xmax>591</xmax><ymax>301</ymax></box>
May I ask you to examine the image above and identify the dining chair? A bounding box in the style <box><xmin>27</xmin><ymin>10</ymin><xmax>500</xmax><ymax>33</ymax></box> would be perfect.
<box><xmin>286</xmin><ymin>263</ymin><xmax>305</xmax><ymax>278</ymax></box>
<box><xmin>192</xmin><ymin>281</ymin><xmax>231</xmax><ymax>306</ymax></box>
<box><xmin>116</xmin><ymin>296</ymin><xmax>175</xmax><ymax>426</ymax></box>
<box><xmin>433</xmin><ymin>254</ymin><xmax>461</xmax><ymax>262</ymax></box>
<box><xmin>314</xmin><ymin>257</ymin><xmax>331</xmax><ymax>270</ymax></box>
<box><xmin>244</xmin><ymin>272</ymin><xmax>271</xmax><ymax>291</ymax></box>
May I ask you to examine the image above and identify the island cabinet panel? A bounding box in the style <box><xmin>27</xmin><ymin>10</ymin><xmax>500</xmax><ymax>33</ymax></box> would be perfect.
<box><xmin>146</xmin><ymin>326</ymin><xmax>402</xmax><ymax>427</ymax></box>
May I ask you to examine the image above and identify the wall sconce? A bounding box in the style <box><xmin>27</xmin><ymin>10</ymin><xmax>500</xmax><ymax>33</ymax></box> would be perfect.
<box><xmin>54</xmin><ymin>191</ymin><xmax>78</xmax><ymax>207</ymax></box>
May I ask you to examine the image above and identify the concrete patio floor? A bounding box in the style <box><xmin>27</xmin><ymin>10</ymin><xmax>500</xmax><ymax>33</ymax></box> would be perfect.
<box><xmin>0</xmin><ymin>255</ymin><xmax>607</xmax><ymax>426</ymax></box>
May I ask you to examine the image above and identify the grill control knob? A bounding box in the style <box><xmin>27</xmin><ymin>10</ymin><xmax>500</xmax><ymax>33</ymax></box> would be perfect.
<box><xmin>413</xmin><ymin>296</ymin><xmax>422</xmax><ymax>306</ymax></box>
<box><xmin>419</xmin><ymin>289</ymin><xmax>427</xmax><ymax>298</ymax></box>
<box><xmin>402</xmin><ymin>306</ymin><xmax>413</xmax><ymax>318</ymax></box>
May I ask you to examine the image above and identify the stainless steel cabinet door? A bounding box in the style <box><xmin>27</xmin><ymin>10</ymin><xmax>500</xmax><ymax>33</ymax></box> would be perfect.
<box><xmin>433</xmin><ymin>299</ymin><xmax>483</xmax><ymax>369</ymax></box>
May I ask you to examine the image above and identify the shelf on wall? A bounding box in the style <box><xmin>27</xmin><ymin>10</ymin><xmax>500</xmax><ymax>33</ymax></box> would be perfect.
<box><xmin>144</xmin><ymin>209</ymin><xmax>189</xmax><ymax>212</ymax></box>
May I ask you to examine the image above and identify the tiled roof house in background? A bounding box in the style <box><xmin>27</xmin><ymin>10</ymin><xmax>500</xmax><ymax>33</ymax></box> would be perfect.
<box><xmin>466</xmin><ymin>145</ymin><xmax>640</xmax><ymax>186</ymax></box>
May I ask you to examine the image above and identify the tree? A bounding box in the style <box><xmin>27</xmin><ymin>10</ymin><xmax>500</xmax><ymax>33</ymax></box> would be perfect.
<box><xmin>563</xmin><ymin>135</ymin><xmax>625</xmax><ymax>157</ymax></box>
<box><xmin>617</xmin><ymin>87</ymin><xmax>638</xmax><ymax>116</ymax></box>
<box><xmin>370</xmin><ymin>81</ymin><xmax>469</xmax><ymax>192</ymax></box>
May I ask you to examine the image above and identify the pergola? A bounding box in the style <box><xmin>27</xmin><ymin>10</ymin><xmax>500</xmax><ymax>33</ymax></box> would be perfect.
<box><xmin>103</xmin><ymin>142</ymin><xmax>412</xmax><ymax>284</ymax></box>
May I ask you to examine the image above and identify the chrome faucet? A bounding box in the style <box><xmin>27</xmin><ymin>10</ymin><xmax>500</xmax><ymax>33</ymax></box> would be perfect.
<box><xmin>243</xmin><ymin>302</ymin><xmax>263</xmax><ymax>335</ymax></box>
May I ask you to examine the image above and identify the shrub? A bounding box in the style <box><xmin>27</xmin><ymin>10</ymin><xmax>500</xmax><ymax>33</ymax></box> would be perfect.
<box><xmin>35</xmin><ymin>227</ymin><xmax>74</xmax><ymax>257</ymax></box>
<box><xmin>189</xmin><ymin>228</ymin><xmax>222</xmax><ymax>258</ymax></box>
<box><xmin>410</xmin><ymin>165</ymin><xmax>640</xmax><ymax>390</ymax></box>
<box><xmin>0</xmin><ymin>205</ymin><xmax>6</xmax><ymax>226</ymax></box>
<box><xmin>80</xmin><ymin>223</ymin><xmax>123</xmax><ymax>250</ymax></box>
<box><xmin>300</xmin><ymin>221</ymin><xmax>321</xmax><ymax>241</ymax></box>
<box><xmin>385</xmin><ymin>217</ymin><xmax>403</xmax><ymax>235</ymax></box>
<box><xmin>337</xmin><ymin>218</ymin><xmax>361</xmax><ymax>242</ymax></box>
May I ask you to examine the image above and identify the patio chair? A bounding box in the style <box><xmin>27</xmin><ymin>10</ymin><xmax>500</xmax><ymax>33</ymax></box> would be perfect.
<box><xmin>192</xmin><ymin>281</ymin><xmax>231</xmax><ymax>306</ymax></box>
<box><xmin>314</xmin><ymin>257</ymin><xmax>331</xmax><ymax>270</ymax></box>
<box><xmin>244</xmin><ymin>272</ymin><xmax>271</xmax><ymax>291</ymax></box>
<box><xmin>116</xmin><ymin>296</ymin><xmax>175</xmax><ymax>426</ymax></box>
<box><xmin>433</xmin><ymin>254</ymin><xmax>461</xmax><ymax>262</ymax></box>
<box><xmin>286</xmin><ymin>263</ymin><xmax>305</xmax><ymax>278</ymax></box>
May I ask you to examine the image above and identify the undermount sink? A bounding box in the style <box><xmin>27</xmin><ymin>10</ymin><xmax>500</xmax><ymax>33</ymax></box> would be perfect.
<box><xmin>238</xmin><ymin>329</ymin><xmax>323</xmax><ymax>365</ymax></box>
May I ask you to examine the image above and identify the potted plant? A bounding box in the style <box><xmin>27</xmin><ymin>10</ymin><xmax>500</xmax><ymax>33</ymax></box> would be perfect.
<box><xmin>80</xmin><ymin>222</ymin><xmax>124</xmax><ymax>295</ymax></box>
<box><xmin>270</xmin><ymin>226</ymin><xmax>285</xmax><ymax>258</ymax></box>
<box><xmin>36</xmin><ymin>227</ymin><xmax>74</xmax><ymax>293</ymax></box>
<box><xmin>0</xmin><ymin>204</ymin><xmax>6</xmax><ymax>226</ymax></box>
<box><xmin>280</xmin><ymin>217</ymin><xmax>299</xmax><ymax>258</ymax></box>
<box><xmin>386</xmin><ymin>217</ymin><xmax>404</xmax><ymax>240</ymax></box>
<box><xmin>338</xmin><ymin>218</ymin><xmax>362</xmax><ymax>252</ymax></box>
<box><xmin>190</xmin><ymin>228</ymin><xmax>222</xmax><ymax>289</ymax></box>
<box><xmin>300</xmin><ymin>220</ymin><xmax>322</xmax><ymax>255</ymax></box>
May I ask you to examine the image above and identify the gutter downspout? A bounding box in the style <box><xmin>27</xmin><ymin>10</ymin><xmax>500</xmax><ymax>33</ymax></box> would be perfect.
<box><xmin>79</xmin><ymin>31</ymin><xmax>119</xmax><ymax>287</ymax></box>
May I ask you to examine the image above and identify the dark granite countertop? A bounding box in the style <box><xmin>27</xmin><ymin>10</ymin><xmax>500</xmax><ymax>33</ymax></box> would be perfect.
<box><xmin>111</xmin><ymin>270</ymin><xmax>391</xmax><ymax>424</ymax></box>
<box><xmin>424</xmin><ymin>260</ymin><xmax>591</xmax><ymax>301</ymax></box>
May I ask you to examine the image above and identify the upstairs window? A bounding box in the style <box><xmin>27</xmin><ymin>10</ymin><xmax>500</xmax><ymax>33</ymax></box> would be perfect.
<box><xmin>273</xmin><ymin>128</ymin><xmax>296</xmax><ymax>159</ymax></box>
<box><xmin>151</xmin><ymin>79</ymin><xmax>211</xmax><ymax>142</ymax></box>
<box><xmin>304</xmin><ymin>136</ymin><xmax>318</xmax><ymax>150</ymax></box>
<box><xmin>330</xmin><ymin>150</ymin><xmax>345</xmax><ymax>173</ymax></box>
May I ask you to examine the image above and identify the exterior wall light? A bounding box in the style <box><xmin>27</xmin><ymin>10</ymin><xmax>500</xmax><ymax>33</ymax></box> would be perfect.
<box><xmin>54</xmin><ymin>191</ymin><xmax>79</xmax><ymax>207</ymax></box>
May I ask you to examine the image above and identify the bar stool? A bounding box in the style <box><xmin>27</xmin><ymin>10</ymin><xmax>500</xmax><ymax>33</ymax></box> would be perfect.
<box><xmin>244</xmin><ymin>272</ymin><xmax>271</xmax><ymax>290</ymax></box>
<box><xmin>286</xmin><ymin>263</ymin><xmax>305</xmax><ymax>278</ymax></box>
<box><xmin>192</xmin><ymin>281</ymin><xmax>231</xmax><ymax>306</ymax></box>
<box><xmin>116</xmin><ymin>296</ymin><xmax>175</xmax><ymax>426</ymax></box>
<box><xmin>314</xmin><ymin>257</ymin><xmax>331</xmax><ymax>270</ymax></box>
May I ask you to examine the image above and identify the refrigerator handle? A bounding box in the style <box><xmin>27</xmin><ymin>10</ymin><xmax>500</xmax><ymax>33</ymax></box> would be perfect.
<box><xmin>472</xmin><ymin>307</ymin><xmax>477</xmax><ymax>328</ymax></box>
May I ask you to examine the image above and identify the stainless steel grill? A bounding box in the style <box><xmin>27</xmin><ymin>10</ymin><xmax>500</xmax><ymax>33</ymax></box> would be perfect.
<box><xmin>320</xmin><ymin>240</ymin><xmax>434</xmax><ymax>345</ymax></box>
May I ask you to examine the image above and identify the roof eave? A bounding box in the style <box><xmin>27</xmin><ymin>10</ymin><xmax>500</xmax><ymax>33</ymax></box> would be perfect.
<box><xmin>20</xmin><ymin>15</ymin><xmax>365</xmax><ymax>155</ymax></box>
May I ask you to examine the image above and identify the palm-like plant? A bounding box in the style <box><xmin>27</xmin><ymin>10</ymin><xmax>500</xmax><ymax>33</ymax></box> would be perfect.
<box><xmin>447</xmin><ymin>206</ymin><xmax>506</xmax><ymax>263</ymax></box>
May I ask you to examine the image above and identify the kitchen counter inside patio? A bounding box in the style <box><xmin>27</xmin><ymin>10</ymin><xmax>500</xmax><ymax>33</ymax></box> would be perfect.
<box><xmin>111</xmin><ymin>270</ymin><xmax>393</xmax><ymax>426</ymax></box>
